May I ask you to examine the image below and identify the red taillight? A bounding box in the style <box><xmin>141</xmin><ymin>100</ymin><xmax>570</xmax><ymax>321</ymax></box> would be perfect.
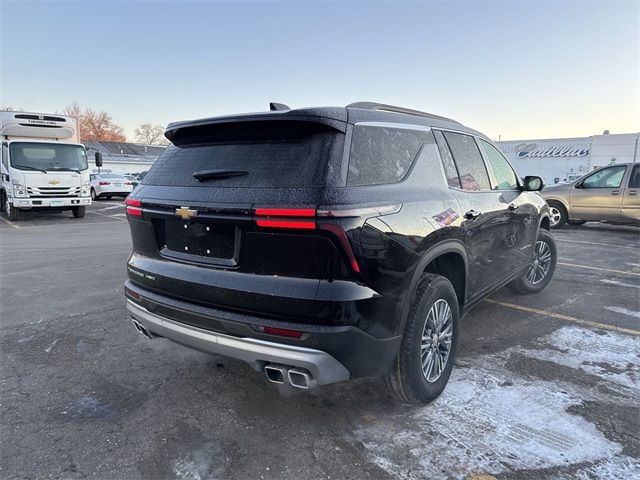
<box><xmin>260</xmin><ymin>326</ymin><xmax>304</xmax><ymax>338</ymax></box>
<box><xmin>254</xmin><ymin>207</ymin><xmax>316</xmax><ymax>230</ymax></box>
<box><xmin>125</xmin><ymin>198</ymin><xmax>143</xmax><ymax>216</ymax></box>
<box><xmin>253</xmin><ymin>206</ymin><xmax>360</xmax><ymax>273</ymax></box>
<box><xmin>255</xmin><ymin>219</ymin><xmax>316</xmax><ymax>229</ymax></box>
<box><xmin>255</xmin><ymin>208</ymin><xmax>316</xmax><ymax>217</ymax></box>
<box><xmin>98</xmin><ymin>181</ymin><xmax>111</xmax><ymax>185</ymax></box>
<box><xmin>125</xmin><ymin>181</ymin><xmax>133</xmax><ymax>185</ymax></box>
<box><xmin>318</xmin><ymin>223</ymin><xmax>361</xmax><ymax>273</ymax></box>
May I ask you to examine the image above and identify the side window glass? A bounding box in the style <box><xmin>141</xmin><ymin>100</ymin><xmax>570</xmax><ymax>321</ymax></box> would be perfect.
<box><xmin>628</xmin><ymin>165</ymin><xmax>639</xmax><ymax>189</ymax></box>
<box><xmin>582</xmin><ymin>165</ymin><xmax>627</xmax><ymax>188</ymax></box>
<box><xmin>478</xmin><ymin>139</ymin><xmax>519</xmax><ymax>190</ymax></box>
<box><xmin>442</xmin><ymin>132</ymin><xmax>491</xmax><ymax>191</ymax></box>
<box><xmin>433</xmin><ymin>130</ymin><xmax>461</xmax><ymax>188</ymax></box>
<box><xmin>347</xmin><ymin>125</ymin><xmax>430</xmax><ymax>186</ymax></box>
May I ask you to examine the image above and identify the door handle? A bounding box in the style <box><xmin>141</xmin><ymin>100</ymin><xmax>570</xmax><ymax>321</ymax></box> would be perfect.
<box><xmin>508</xmin><ymin>203</ymin><xmax>519</xmax><ymax>212</ymax></box>
<box><xmin>464</xmin><ymin>209</ymin><xmax>481</xmax><ymax>220</ymax></box>
<box><xmin>612</xmin><ymin>190</ymin><xmax>620</xmax><ymax>196</ymax></box>
<box><xmin>629</xmin><ymin>190</ymin><xmax>637</xmax><ymax>196</ymax></box>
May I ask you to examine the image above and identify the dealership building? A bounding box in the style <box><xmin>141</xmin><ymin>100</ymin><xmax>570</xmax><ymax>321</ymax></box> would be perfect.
<box><xmin>497</xmin><ymin>132</ymin><xmax>639</xmax><ymax>185</ymax></box>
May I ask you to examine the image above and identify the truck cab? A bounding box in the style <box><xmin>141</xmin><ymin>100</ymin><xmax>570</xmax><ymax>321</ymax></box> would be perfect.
<box><xmin>0</xmin><ymin>111</ymin><xmax>101</xmax><ymax>221</ymax></box>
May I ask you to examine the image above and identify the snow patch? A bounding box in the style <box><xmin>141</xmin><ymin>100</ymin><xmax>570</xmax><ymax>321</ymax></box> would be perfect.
<box><xmin>354</xmin><ymin>326</ymin><xmax>639</xmax><ymax>479</ymax></box>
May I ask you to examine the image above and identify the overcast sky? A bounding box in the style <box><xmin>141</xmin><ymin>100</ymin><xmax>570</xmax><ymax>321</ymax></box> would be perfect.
<box><xmin>1</xmin><ymin>0</ymin><xmax>638</xmax><ymax>141</ymax></box>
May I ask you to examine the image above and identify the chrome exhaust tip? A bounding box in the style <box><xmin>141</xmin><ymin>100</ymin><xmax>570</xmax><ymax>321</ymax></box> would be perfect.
<box><xmin>132</xmin><ymin>319</ymin><xmax>153</xmax><ymax>339</ymax></box>
<box><xmin>264</xmin><ymin>364</ymin><xmax>287</xmax><ymax>384</ymax></box>
<box><xmin>287</xmin><ymin>368</ymin><xmax>317</xmax><ymax>389</ymax></box>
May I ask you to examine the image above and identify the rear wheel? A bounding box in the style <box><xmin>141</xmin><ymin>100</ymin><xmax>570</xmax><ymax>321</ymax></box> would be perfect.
<box><xmin>90</xmin><ymin>188</ymin><xmax>98</xmax><ymax>201</ymax></box>
<box><xmin>548</xmin><ymin>202</ymin><xmax>567</xmax><ymax>229</ymax></box>
<box><xmin>507</xmin><ymin>229</ymin><xmax>557</xmax><ymax>294</ymax></box>
<box><xmin>384</xmin><ymin>274</ymin><xmax>459</xmax><ymax>404</ymax></box>
<box><xmin>72</xmin><ymin>206</ymin><xmax>86</xmax><ymax>218</ymax></box>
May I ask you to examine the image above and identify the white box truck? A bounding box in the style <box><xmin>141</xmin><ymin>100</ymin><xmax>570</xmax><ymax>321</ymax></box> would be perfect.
<box><xmin>0</xmin><ymin>111</ymin><xmax>102</xmax><ymax>221</ymax></box>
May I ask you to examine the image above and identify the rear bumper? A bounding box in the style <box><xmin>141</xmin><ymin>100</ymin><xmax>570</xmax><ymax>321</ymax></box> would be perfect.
<box><xmin>124</xmin><ymin>280</ymin><xmax>402</xmax><ymax>382</ymax></box>
<box><xmin>127</xmin><ymin>299</ymin><xmax>350</xmax><ymax>385</ymax></box>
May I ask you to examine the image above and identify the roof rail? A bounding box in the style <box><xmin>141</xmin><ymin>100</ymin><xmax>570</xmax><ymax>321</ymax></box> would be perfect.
<box><xmin>347</xmin><ymin>102</ymin><xmax>460</xmax><ymax>124</ymax></box>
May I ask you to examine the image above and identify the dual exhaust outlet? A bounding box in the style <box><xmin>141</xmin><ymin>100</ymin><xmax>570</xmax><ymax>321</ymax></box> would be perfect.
<box><xmin>264</xmin><ymin>364</ymin><xmax>317</xmax><ymax>389</ymax></box>
<box><xmin>132</xmin><ymin>319</ymin><xmax>154</xmax><ymax>340</ymax></box>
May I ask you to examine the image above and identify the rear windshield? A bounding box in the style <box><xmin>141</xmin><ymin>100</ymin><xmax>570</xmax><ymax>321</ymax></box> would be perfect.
<box><xmin>142</xmin><ymin>121</ymin><xmax>342</xmax><ymax>188</ymax></box>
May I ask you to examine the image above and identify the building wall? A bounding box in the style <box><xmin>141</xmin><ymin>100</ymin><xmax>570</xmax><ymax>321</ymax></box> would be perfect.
<box><xmin>87</xmin><ymin>160</ymin><xmax>154</xmax><ymax>175</ymax></box>
<box><xmin>497</xmin><ymin>133</ymin><xmax>639</xmax><ymax>185</ymax></box>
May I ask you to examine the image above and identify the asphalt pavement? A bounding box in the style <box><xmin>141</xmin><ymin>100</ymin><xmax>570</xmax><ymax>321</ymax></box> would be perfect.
<box><xmin>1</xmin><ymin>202</ymin><xmax>639</xmax><ymax>479</ymax></box>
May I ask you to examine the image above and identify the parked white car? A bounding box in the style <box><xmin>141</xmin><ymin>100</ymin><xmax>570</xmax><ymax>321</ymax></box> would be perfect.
<box><xmin>89</xmin><ymin>173</ymin><xmax>134</xmax><ymax>200</ymax></box>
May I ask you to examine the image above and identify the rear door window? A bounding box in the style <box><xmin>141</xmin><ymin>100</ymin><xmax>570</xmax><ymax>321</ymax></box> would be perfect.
<box><xmin>347</xmin><ymin>125</ymin><xmax>430</xmax><ymax>186</ymax></box>
<box><xmin>442</xmin><ymin>132</ymin><xmax>491</xmax><ymax>191</ymax></box>
<box><xmin>478</xmin><ymin>139</ymin><xmax>519</xmax><ymax>190</ymax></box>
<box><xmin>142</xmin><ymin>121</ymin><xmax>341</xmax><ymax>188</ymax></box>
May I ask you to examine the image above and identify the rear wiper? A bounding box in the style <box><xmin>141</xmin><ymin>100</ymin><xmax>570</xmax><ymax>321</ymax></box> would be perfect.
<box><xmin>13</xmin><ymin>165</ymin><xmax>47</xmax><ymax>173</ymax></box>
<box><xmin>193</xmin><ymin>169</ymin><xmax>248</xmax><ymax>181</ymax></box>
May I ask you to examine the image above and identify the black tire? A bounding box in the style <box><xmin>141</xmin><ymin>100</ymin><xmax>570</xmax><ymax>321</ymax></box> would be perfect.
<box><xmin>4</xmin><ymin>196</ymin><xmax>21</xmax><ymax>221</ymax></box>
<box><xmin>547</xmin><ymin>201</ymin><xmax>567</xmax><ymax>229</ymax></box>
<box><xmin>72</xmin><ymin>206</ymin><xmax>86</xmax><ymax>218</ymax></box>
<box><xmin>384</xmin><ymin>274</ymin><xmax>459</xmax><ymax>404</ymax></box>
<box><xmin>507</xmin><ymin>229</ymin><xmax>557</xmax><ymax>294</ymax></box>
<box><xmin>91</xmin><ymin>188</ymin><xmax>99</xmax><ymax>201</ymax></box>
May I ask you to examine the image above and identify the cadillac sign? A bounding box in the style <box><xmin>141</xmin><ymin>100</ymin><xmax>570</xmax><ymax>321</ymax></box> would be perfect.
<box><xmin>515</xmin><ymin>143</ymin><xmax>589</xmax><ymax>158</ymax></box>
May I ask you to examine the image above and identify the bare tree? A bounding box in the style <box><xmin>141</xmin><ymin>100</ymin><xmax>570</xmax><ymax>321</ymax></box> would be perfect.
<box><xmin>134</xmin><ymin>123</ymin><xmax>167</xmax><ymax>145</ymax></box>
<box><xmin>63</xmin><ymin>102</ymin><xmax>127</xmax><ymax>142</ymax></box>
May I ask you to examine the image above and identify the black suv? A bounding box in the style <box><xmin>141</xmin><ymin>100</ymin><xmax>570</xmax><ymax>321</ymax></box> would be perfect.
<box><xmin>124</xmin><ymin>102</ymin><xmax>555</xmax><ymax>404</ymax></box>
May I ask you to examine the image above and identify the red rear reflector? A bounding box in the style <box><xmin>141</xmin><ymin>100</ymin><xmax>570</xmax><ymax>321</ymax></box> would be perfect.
<box><xmin>255</xmin><ymin>219</ymin><xmax>315</xmax><ymax>229</ymax></box>
<box><xmin>98</xmin><ymin>181</ymin><xmax>111</xmax><ymax>185</ymax></box>
<box><xmin>124</xmin><ymin>286</ymin><xmax>141</xmax><ymax>301</ymax></box>
<box><xmin>261</xmin><ymin>326</ymin><xmax>304</xmax><ymax>338</ymax></box>
<box><xmin>126</xmin><ymin>206</ymin><xmax>143</xmax><ymax>216</ymax></box>
<box><xmin>125</xmin><ymin>198</ymin><xmax>141</xmax><ymax>207</ymax></box>
<box><xmin>255</xmin><ymin>208</ymin><xmax>316</xmax><ymax>217</ymax></box>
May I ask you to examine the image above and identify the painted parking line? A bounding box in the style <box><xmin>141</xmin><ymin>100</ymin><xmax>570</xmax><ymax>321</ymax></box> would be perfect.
<box><xmin>0</xmin><ymin>216</ymin><xmax>20</xmax><ymax>228</ymax></box>
<box><xmin>557</xmin><ymin>261</ymin><xmax>640</xmax><ymax>277</ymax></box>
<box><xmin>484</xmin><ymin>299</ymin><xmax>640</xmax><ymax>337</ymax></box>
<box><xmin>86</xmin><ymin>210</ymin><xmax>126</xmax><ymax>221</ymax></box>
<box><xmin>555</xmin><ymin>237</ymin><xmax>639</xmax><ymax>250</ymax></box>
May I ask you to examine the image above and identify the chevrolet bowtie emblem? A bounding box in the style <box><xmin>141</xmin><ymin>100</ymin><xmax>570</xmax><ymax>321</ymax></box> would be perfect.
<box><xmin>175</xmin><ymin>206</ymin><xmax>197</xmax><ymax>220</ymax></box>
<box><xmin>48</xmin><ymin>179</ymin><xmax>61</xmax><ymax>185</ymax></box>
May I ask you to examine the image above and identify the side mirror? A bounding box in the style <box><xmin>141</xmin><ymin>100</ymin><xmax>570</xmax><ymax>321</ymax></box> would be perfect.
<box><xmin>95</xmin><ymin>151</ymin><xmax>103</xmax><ymax>168</ymax></box>
<box><xmin>523</xmin><ymin>175</ymin><xmax>544</xmax><ymax>191</ymax></box>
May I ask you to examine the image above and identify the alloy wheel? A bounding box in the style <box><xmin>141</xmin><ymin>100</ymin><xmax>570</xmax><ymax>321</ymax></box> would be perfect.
<box><xmin>525</xmin><ymin>240</ymin><xmax>552</xmax><ymax>285</ymax></box>
<box><xmin>420</xmin><ymin>299</ymin><xmax>453</xmax><ymax>382</ymax></box>
<box><xmin>549</xmin><ymin>207</ymin><xmax>561</xmax><ymax>227</ymax></box>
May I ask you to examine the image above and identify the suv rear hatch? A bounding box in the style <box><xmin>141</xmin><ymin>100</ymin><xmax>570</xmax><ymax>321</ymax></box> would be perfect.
<box><xmin>126</xmin><ymin>116</ymin><xmax>369</xmax><ymax>325</ymax></box>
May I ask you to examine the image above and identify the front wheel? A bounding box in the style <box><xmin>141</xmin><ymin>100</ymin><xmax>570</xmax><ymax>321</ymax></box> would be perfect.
<box><xmin>72</xmin><ymin>206</ymin><xmax>86</xmax><ymax>218</ymax></box>
<box><xmin>5</xmin><ymin>199</ymin><xmax>21</xmax><ymax>221</ymax></box>
<box><xmin>507</xmin><ymin>229</ymin><xmax>557</xmax><ymax>294</ymax></box>
<box><xmin>384</xmin><ymin>274</ymin><xmax>459</xmax><ymax>404</ymax></box>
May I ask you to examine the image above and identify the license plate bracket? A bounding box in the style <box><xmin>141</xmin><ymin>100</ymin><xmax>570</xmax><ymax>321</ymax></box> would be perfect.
<box><xmin>160</xmin><ymin>219</ymin><xmax>238</xmax><ymax>265</ymax></box>
<box><xmin>50</xmin><ymin>200</ymin><xmax>64</xmax><ymax>207</ymax></box>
